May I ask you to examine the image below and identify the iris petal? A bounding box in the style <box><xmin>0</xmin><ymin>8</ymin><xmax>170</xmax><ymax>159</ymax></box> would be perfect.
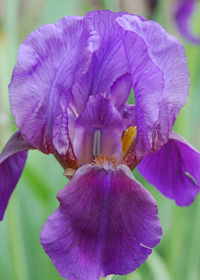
<box><xmin>0</xmin><ymin>131</ymin><xmax>34</xmax><ymax>220</ymax></box>
<box><xmin>86</xmin><ymin>10</ymin><xmax>129</xmax><ymax>95</ymax></box>
<box><xmin>40</xmin><ymin>163</ymin><xmax>162</xmax><ymax>280</ymax></box>
<box><xmin>117</xmin><ymin>15</ymin><xmax>163</xmax><ymax>162</ymax></box>
<box><xmin>9</xmin><ymin>16</ymin><xmax>99</xmax><ymax>155</ymax></box>
<box><xmin>70</xmin><ymin>11</ymin><xmax>132</xmax><ymax>114</ymax></box>
<box><xmin>119</xmin><ymin>104</ymin><xmax>136</xmax><ymax>129</ymax></box>
<box><xmin>117</xmin><ymin>15</ymin><xmax>189</xmax><ymax>164</ymax></box>
<box><xmin>73</xmin><ymin>93</ymin><xmax>124</xmax><ymax>165</ymax></box>
<box><xmin>137</xmin><ymin>131</ymin><xmax>200</xmax><ymax>206</ymax></box>
<box><xmin>109</xmin><ymin>73</ymin><xmax>132</xmax><ymax>109</ymax></box>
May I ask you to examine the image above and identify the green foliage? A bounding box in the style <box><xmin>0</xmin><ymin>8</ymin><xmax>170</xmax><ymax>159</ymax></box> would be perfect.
<box><xmin>0</xmin><ymin>0</ymin><xmax>200</xmax><ymax>279</ymax></box>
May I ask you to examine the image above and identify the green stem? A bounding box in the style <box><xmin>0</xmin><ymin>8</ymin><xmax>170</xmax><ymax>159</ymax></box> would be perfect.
<box><xmin>7</xmin><ymin>195</ymin><xmax>30</xmax><ymax>280</ymax></box>
<box><xmin>186</xmin><ymin>198</ymin><xmax>200</xmax><ymax>280</ymax></box>
<box><xmin>100</xmin><ymin>275</ymin><xmax>114</xmax><ymax>280</ymax></box>
<box><xmin>3</xmin><ymin>1</ymin><xmax>30</xmax><ymax>279</ymax></box>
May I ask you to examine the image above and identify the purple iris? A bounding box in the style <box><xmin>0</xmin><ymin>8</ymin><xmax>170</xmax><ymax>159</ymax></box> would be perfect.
<box><xmin>174</xmin><ymin>0</ymin><xmax>200</xmax><ymax>43</ymax></box>
<box><xmin>0</xmin><ymin>10</ymin><xmax>200</xmax><ymax>280</ymax></box>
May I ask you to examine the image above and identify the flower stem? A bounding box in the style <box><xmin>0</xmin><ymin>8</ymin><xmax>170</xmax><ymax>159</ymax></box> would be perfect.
<box><xmin>186</xmin><ymin>198</ymin><xmax>200</xmax><ymax>280</ymax></box>
<box><xmin>99</xmin><ymin>275</ymin><xmax>113</xmax><ymax>280</ymax></box>
<box><xmin>7</xmin><ymin>194</ymin><xmax>30</xmax><ymax>280</ymax></box>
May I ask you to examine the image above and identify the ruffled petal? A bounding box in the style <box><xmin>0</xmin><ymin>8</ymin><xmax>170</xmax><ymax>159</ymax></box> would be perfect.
<box><xmin>0</xmin><ymin>132</ymin><xmax>34</xmax><ymax>220</ymax></box>
<box><xmin>86</xmin><ymin>10</ymin><xmax>130</xmax><ymax>95</ymax></box>
<box><xmin>174</xmin><ymin>0</ymin><xmax>200</xmax><ymax>44</ymax></box>
<box><xmin>137</xmin><ymin>131</ymin><xmax>200</xmax><ymax>206</ymax></box>
<box><xmin>70</xmin><ymin>11</ymin><xmax>131</xmax><ymax>114</ymax></box>
<box><xmin>73</xmin><ymin>93</ymin><xmax>124</xmax><ymax>165</ymax></box>
<box><xmin>117</xmin><ymin>15</ymin><xmax>189</xmax><ymax>163</ymax></box>
<box><xmin>9</xmin><ymin>16</ymin><xmax>99</xmax><ymax>154</ymax></box>
<box><xmin>40</xmin><ymin>163</ymin><xmax>162</xmax><ymax>280</ymax></box>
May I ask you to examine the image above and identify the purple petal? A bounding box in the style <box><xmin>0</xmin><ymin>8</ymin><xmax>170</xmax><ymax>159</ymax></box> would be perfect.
<box><xmin>40</xmin><ymin>163</ymin><xmax>162</xmax><ymax>280</ymax></box>
<box><xmin>117</xmin><ymin>15</ymin><xmax>189</xmax><ymax>163</ymax></box>
<box><xmin>137</xmin><ymin>131</ymin><xmax>200</xmax><ymax>206</ymax></box>
<box><xmin>109</xmin><ymin>73</ymin><xmax>132</xmax><ymax>109</ymax></box>
<box><xmin>0</xmin><ymin>132</ymin><xmax>34</xmax><ymax>220</ymax></box>
<box><xmin>174</xmin><ymin>0</ymin><xmax>200</xmax><ymax>44</ymax></box>
<box><xmin>73</xmin><ymin>93</ymin><xmax>124</xmax><ymax>165</ymax></box>
<box><xmin>70</xmin><ymin>11</ymin><xmax>131</xmax><ymax>114</ymax></box>
<box><xmin>119</xmin><ymin>103</ymin><xmax>136</xmax><ymax>129</ymax></box>
<box><xmin>86</xmin><ymin>10</ymin><xmax>129</xmax><ymax>95</ymax></box>
<box><xmin>9</xmin><ymin>16</ymin><xmax>99</xmax><ymax>155</ymax></box>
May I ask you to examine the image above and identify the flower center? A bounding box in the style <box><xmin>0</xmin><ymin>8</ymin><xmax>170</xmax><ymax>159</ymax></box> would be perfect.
<box><xmin>92</xmin><ymin>126</ymin><xmax>137</xmax><ymax>169</ymax></box>
<box><xmin>92</xmin><ymin>154</ymin><xmax>117</xmax><ymax>169</ymax></box>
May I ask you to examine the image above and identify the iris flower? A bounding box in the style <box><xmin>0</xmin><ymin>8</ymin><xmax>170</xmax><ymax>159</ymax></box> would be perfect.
<box><xmin>174</xmin><ymin>0</ymin><xmax>200</xmax><ymax>43</ymax></box>
<box><xmin>0</xmin><ymin>10</ymin><xmax>200</xmax><ymax>280</ymax></box>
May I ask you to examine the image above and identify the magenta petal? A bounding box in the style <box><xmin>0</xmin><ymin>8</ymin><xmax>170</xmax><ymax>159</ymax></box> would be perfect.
<box><xmin>117</xmin><ymin>15</ymin><xmax>189</xmax><ymax>161</ymax></box>
<box><xmin>137</xmin><ymin>131</ymin><xmax>200</xmax><ymax>206</ymax></box>
<box><xmin>174</xmin><ymin>0</ymin><xmax>200</xmax><ymax>44</ymax></box>
<box><xmin>9</xmin><ymin>16</ymin><xmax>99</xmax><ymax>154</ymax></box>
<box><xmin>73</xmin><ymin>93</ymin><xmax>124</xmax><ymax>165</ymax></box>
<box><xmin>40</xmin><ymin>164</ymin><xmax>162</xmax><ymax>280</ymax></box>
<box><xmin>0</xmin><ymin>132</ymin><xmax>34</xmax><ymax>220</ymax></box>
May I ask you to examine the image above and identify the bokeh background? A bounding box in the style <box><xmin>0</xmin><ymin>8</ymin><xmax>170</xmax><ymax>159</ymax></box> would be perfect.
<box><xmin>0</xmin><ymin>0</ymin><xmax>200</xmax><ymax>279</ymax></box>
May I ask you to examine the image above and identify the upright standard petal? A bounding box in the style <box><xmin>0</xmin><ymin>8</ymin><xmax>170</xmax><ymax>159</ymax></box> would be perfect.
<box><xmin>9</xmin><ymin>16</ymin><xmax>99</xmax><ymax>155</ymax></box>
<box><xmin>70</xmin><ymin>10</ymin><xmax>130</xmax><ymax>114</ymax></box>
<box><xmin>0</xmin><ymin>132</ymin><xmax>34</xmax><ymax>220</ymax></box>
<box><xmin>117</xmin><ymin>15</ymin><xmax>189</xmax><ymax>163</ymax></box>
<box><xmin>174</xmin><ymin>0</ymin><xmax>200</xmax><ymax>44</ymax></box>
<box><xmin>40</xmin><ymin>163</ymin><xmax>162</xmax><ymax>280</ymax></box>
<box><xmin>73</xmin><ymin>93</ymin><xmax>124</xmax><ymax>165</ymax></box>
<box><xmin>137</xmin><ymin>131</ymin><xmax>200</xmax><ymax>206</ymax></box>
<box><xmin>86</xmin><ymin>10</ymin><xmax>129</xmax><ymax>95</ymax></box>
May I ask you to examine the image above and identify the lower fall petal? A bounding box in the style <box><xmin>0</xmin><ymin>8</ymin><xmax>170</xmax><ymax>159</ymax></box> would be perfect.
<box><xmin>40</xmin><ymin>163</ymin><xmax>162</xmax><ymax>280</ymax></box>
<box><xmin>137</xmin><ymin>131</ymin><xmax>200</xmax><ymax>206</ymax></box>
<box><xmin>0</xmin><ymin>131</ymin><xmax>34</xmax><ymax>220</ymax></box>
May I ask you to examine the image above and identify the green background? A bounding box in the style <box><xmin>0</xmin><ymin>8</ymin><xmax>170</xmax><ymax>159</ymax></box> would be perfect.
<box><xmin>0</xmin><ymin>0</ymin><xmax>200</xmax><ymax>279</ymax></box>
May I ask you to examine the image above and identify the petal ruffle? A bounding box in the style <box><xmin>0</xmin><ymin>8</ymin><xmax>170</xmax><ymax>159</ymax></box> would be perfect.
<box><xmin>40</xmin><ymin>163</ymin><xmax>162</xmax><ymax>280</ymax></box>
<box><xmin>73</xmin><ymin>93</ymin><xmax>124</xmax><ymax>165</ymax></box>
<box><xmin>86</xmin><ymin>10</ymin><xmax>130</xmax><ymax>95</ymax></box>
<box><xmin>0</xmin><ymin>132</ymin><xmax>34</xmax><ymax>220</ymax></box>
<box><xmin>137</xmin><ymin>131</ymin><xmax>200</xmax><ymax>206</ymax></box>
<box><xmin>174</xmin><ymin>0</ymin><xmax>200</xmax><ymax>44</ymax></box>
<box><xmin>117</xmin><ymin>15</ymin><xmax>189</xmax><ymax>163</ymax></box>
<box><xmin>9</xmin><ymin>16</ymin><xmax>99</xmax><ymax>154</ymax></box>
<box><xmin>70</xmin><ymin>11</ymin><xmax>131</xmax><ymax>114</ymax></box>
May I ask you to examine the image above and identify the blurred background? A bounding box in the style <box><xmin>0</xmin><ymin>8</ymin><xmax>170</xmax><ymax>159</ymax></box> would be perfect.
<box><xmin>0</xmin><ymin>0</ymin><xmax>200</xmax><ymax>279</ymax></box>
